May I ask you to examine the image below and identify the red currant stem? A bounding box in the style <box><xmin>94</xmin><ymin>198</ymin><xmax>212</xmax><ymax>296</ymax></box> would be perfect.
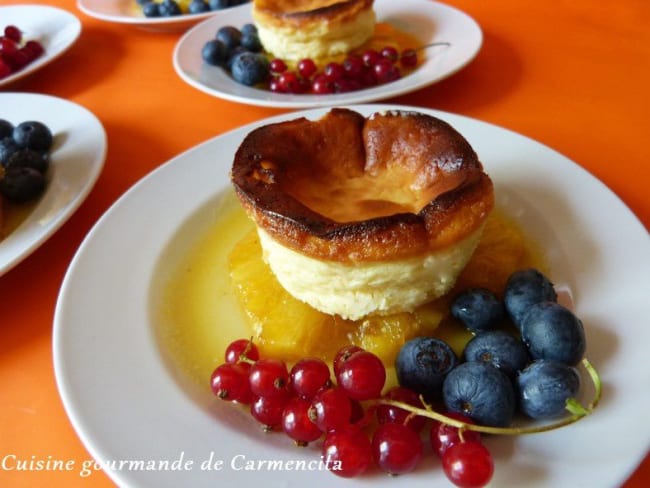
<box><xmin>376</xmin><ymin>357</ymin><xmax>601</xmax><ymax>436</ymax></box>
<box><xmin>414</xmin><ymin>41</ymin><xmax>452</xmax><ymax>52</ymax></box>
<box><xmin>239</xmin><ymin>337</ymin><xmax>255</xmax><ymax>363</ymax></box>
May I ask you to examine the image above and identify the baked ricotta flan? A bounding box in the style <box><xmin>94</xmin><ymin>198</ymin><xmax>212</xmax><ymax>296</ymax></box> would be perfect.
<box><xmin>230</xmin><ymin>108</ymin><xmax>494</xmax><ymax>320</ymax></box>
<box><xmin>251</xmin><ymin>0</ymin><xmax>376</xmax><ymax>61</ymax></box>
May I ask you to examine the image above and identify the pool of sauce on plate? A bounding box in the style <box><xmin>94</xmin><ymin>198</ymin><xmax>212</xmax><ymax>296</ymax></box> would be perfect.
<box><xmin>158</xmin><ymin>193</ymin><xmax>547</xmax><ymax>390</ymax></box>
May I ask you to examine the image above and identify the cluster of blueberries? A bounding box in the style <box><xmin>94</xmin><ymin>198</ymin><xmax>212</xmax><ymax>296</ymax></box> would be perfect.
<box><xmin>138</xmin><ymin>0</ymin><xmax>249</xmax><ymax>17</ymax></box>
<box><xmin>395</xmin><ymin>268</ymin><xmax>586</xmax><ymax>427</ymax></box>
<box><xmin>0</xmin><ymin>119</ymin><xmax>53</xmax><ymax>203</ymax></box>
<box><xmin>202</xmin><ymin>24</ymin><xmax>269</xmax><ymax>86</ymax></box>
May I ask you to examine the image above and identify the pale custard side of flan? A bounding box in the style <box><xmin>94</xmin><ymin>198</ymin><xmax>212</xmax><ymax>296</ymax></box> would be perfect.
<box><xmin>252</xmin><ymin>0</ymin><xmax>376</xmax><ymax>61</ymax></box>
<box><xmin>257</xmin><ymin>224</ymin><xmax>485</xmax><ymax>320</ymax></box>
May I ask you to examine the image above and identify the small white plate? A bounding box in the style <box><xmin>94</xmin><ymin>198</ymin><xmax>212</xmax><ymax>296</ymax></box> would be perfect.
<box><xmin>54</xmin><ymin>105</ymin><xmax>650</xmax><ymax>488</ymax></box>
<box><xmin>0</xmin><ymin>5</ymin><xmax>81</xmax><ymax>88</ymax></box>
<box><xmin>0</xmin><ymin>93</ymin><xmax>106</xmax><ymax>276</ymax></box>
<box><xmin>173</xmin><ymin>0</ymin><xmax>482</xmax><ymax>108</ymax></box>
<box><xmin>77</xmin><ymin>0</ymin><xmax>242</xmax><ymax>33</ymax></box>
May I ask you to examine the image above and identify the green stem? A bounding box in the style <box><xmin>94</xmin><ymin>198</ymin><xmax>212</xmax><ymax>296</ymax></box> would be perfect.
<box><xmin>377</xmin><ymin>357</ymin><xmax>601</xmax><ymax>436</ymax></box>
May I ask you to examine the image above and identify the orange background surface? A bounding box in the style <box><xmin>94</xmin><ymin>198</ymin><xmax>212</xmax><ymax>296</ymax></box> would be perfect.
<box><xmin>1</xmin><ymin>0</ymin><xmax>648</xmax><ymax>487</ymax></box>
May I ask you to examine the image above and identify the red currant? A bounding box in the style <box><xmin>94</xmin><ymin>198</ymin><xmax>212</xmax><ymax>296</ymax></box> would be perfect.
<box><xmin>361</xmin><ymin>49</ymin><xmax>381</xmax><ymax>67</ymax></box>
<box><xmin>323</xmin><ymin>62</ymin><xmax>345</xmax><ymax>82</ymax></box>
<box><xmin>376</xmin><ymin>386</ymin><xmax>427</xmax><ymax>432</ymax></box>
<box><xmin>311</xmin><ymin>73</ymin><xmax>334</xmax><ymax>94</ymax></box>
<box><xmin>250</xmin><ymin>395</ymin><xmax>289</xmax><ymax>430</ymax></box>
<box><xmin>373</xmin><ymin>58</ymin><xmax>401</xmax><ymax>84</ymax></box>
<box><xmin>0</xmin><ymin>38</ymin><xmax>18</xmax><ymax>56</ymax></box>
<box><xmin>343</xmin><ymin>54</ymin><xmax>365</xmax><ymax>79</ymax></box>
<box><xmin>290</xmin><ymin>357</ymin><xmax>331</xmax><ymax>399</ymax></box>
<box><xmin>380</xmin><ymin>45</ymin><xmax>399</xmax><ymax>63</ymax></box>
<box><xmin>249</xmin><ymin>358</ymin><xmax>291</xmax><ymax>399</ymax></box>
<box><xmin>372</xmin><ymin>422</ymin><xmax>423</xmax><ymax>475</ymax></box>
<box><xmin>442</xmin><ymin>440</ymin><xmax>494</xmax><ymax>488</ymax></box>
<box><xmin>297</xmin><ymin>58</ymin><xmax>317</xmax><ymax>78</ymax></box>
<box><xmin>0</xmin><ymin>59</ymin><xmax>11</xmax><ymax>79</ymax></box>
<box><xmin>400</xmin><ymin>48</ymin><xmax>418</xmax><ymax>68</ymax></box>
<box><xmin>225</xmin><ymin>338</ymin><xmax>259</xmax><ymax>364</ymax></box>
<box><xmin>336</xmin><ymin>350</ymin><xmax>386</xmax><ymax>400</ymax></box>
<box><xmin>23</xmin><ymin>40</ymin><xmax>44</xmax><ymax>60</ymax></box>
<box><xmin>333</xmin><ymin>345</ymin><xmax>363</xmax><ymax>378</ymax></box>
<box><xmin>309</xmin><ymin>387</ymin><xmax>352</xmax><ymax>432</ymax></box>
<box><xmin>282</xmin><ymin>396</ymin><xmax>323</xmax><ymax>445</ymax></box>
<box><xmin>269</xmin><ymin>58</ymin><xmax>287</xmax><ymax>74</ymax></box>
<box><xmin>277</xmin><ymin>71</ymin><xmax>302</xmax><ymax>93</ymax></box>
<box><xmin>4</xmin><ymin>25</ymin><xmax>21</xmax><ymax>43</ymax></box>
<box><xmin>210</xmin><ymin>362</ymin><xmax>253</xmax><ymax>403</ymax></box>
<box><xmin>431</xmin><ymin>412</ymin><xmax>481</xmax><ymax>458</ymax></box>
<box><xmin>322</xmin><ymin>425</ymin><xmax>372</xmax><ymax>478</ymax></box>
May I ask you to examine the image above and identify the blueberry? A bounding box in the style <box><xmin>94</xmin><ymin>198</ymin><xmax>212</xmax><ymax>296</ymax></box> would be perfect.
<box><xmin>202</xmin><ymin>39</ymin><xmax>229</xmax><ymax>66</ymax></box>
<box><xmin>443</xmin><ymin>361</ymin><xmax>515</xmax><ymax>427</ymax></box>
<box><xmin>226</xmin><ymin>45</ymin><xmax>248</xmax><ymax>70</ymax></box>
<box><xmin>451</xmin><ymin>288</ymin><xmax>505</xmax><ymax>333</ymax></box>
<box><xmin>241</xmin><ymin>33</ymin><xmax>263</xmax><ymax>52</ymax></box>
<box><xmin>517</xmin><ymin>360</ymin><xmax>580</xmax><ymax>419</ymax></box>
<box><xmin>395</xmin><ymin>337</ymin><xmax>458</xmax><ymax>401</ymax></box>
<box><xmin>0</xmin><ymin>136</ymin><xmax>21</xmax><ymax>163</ymax></box>
<box><xmin>241</xmin><ymin>23</ymin><xmax>257</xmax><ymax>37</ymax></box>
<box><xmin>504</xmin><ymin>268</ymin><xmax>557</xmax><ymax>329</ymax></box>
<box><xmin>158</xmin><ymin>0</ymin><xmax>182</xmax><ymax>16</ymax></box>
<box><xmin>520</xmin><ymin>301</ymin><xmax>586</xmax><ymax>366</ymax></box>
<box><xmin>188</xmin><ymin>0</ymin><xmax>210</xmax><ymax>13</ymax></box>
<box><xmin>3</xmin><ymin>149</ymin><xmax>49</xmax><ymax>174</ymax></box>
<box><xmin>216</xmin><ymin>26</ymin><xmax>242</xmax><ymax>51</ymax></box>
<box><xmin>12</xmin><ymin>121</ymin><xmax>53</xmax><ymax>152</ymax></box>
<box><xmin>0</xmin><ymin>119</ymin><xmax>13</xmax><ymax>139</ymax></box>
<box><xmin>141</xmin><ymin>1</ymin><xmax>160</xmax><ymax>17</ymax></box>
<box><xmin>0</xmin><ymin>166</ymin><xmax>46</xmax><ymax>203</ymax></box>
<box><xmin>230</xmin><ymin>51</ymin><xmax>269</xmax><ymax>86</ymax></box>
<box><xmin>463</xmin><ymin>330</ymin><xmax>530</xmax><ymax>378</ymax></box>
<box><xmin>209</xmin><ymin>0</ymin><xmax>231</xmax><ymax>9</ymax></box>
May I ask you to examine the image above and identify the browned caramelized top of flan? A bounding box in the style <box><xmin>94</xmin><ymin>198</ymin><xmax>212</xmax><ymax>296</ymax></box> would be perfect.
<box><xmin>253</xmin><ymin>0</ymin><xmax>374</xmax><ymax>26</ymax></box>
<box><xmin>231</xmin><ymin>108</ymin><xmax>494</xmax><ymax>263</ymax></box>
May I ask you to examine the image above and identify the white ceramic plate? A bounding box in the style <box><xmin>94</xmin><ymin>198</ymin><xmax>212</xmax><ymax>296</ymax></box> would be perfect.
<box><xmin>0</xmin><ymin>93</ymin><xmax>106</xmax><ymax>275</ymax></box>
<box><xmin>0</xmin><ymin>5</ymin><xmax>81</xmax><ymax>88</ymax></box>
<box><xmin>53</xmin><ymin>105</ymin><xmax>650</xmax><ymax>488</ymax></box>
<box><xmin>77</xmin><ymin>0</ymin><xmax>247</xmax><ymax>33</ymax></box>
<box><xmin>173</xmin><ymin>0</ymin><xmax>482</xmax><ymax>108</ymax></box>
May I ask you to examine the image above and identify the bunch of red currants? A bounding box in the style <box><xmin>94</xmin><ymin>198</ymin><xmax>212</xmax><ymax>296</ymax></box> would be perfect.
<box><xmin>268</xmin><ymin>46</ymin><xmax>419</xmax><ymax>95</ymax></box>
<box><xmin>210</xmin><ymin>339</ymin><xmax>494</xmax><ymax>487</ymax></box>
<box><xmin>0</xmin><ymin>25</ymin><xmax>45</xmax><ymax>80</ymax></box>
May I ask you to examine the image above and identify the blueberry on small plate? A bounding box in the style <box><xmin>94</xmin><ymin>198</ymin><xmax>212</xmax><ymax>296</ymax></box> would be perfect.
<box><xmin>395</xmin><ymin>337</ymin><xmax>458</xmax><ymax>401</ymax></box>
<box><xmin>520</xmin><ymin>301</ymin><xmax>586</xmax><ymax>366</ymax></box>
<box><xmin>443</xmin><ymin>361</ymin><xmax>515</xmax><ymax>427</ymax></box>
<box><xmin>517</xmin><ymin>360</ymin><xmax>581</xmax><ymax>419</ymax></box>
<box><xmin>504</xmin><ymin>268</ymin><xmax>557</xmax><ymax>329</ymax></box>
<box><xmin>451</xmin><ymin>287</ymin><xmax>505</xmax><ymax>333</ymax></box>
<box><xmin>463</xmin><ymin>330</ymin><xmax>530</xmax><ymax>378</ymax></box>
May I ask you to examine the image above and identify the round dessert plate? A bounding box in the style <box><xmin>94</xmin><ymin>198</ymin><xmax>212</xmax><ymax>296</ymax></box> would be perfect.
<box><xmin>173</xmin><ymin>0</ymin><xmax>482</xmax><ymax>107</ymax></box>
<box><xmin>77</xmin><ymin>0</ymin><xmax>244</xmax><ymax>33</ymax></box>
<box><xmin>54</xmin><ymin>104</ymin><xmax>650</xmax><ymax>487</ymax></box>
<box><xmin>0</xmin><ymin>5</ymin><xmax>81</xmax><ymax>88</ymax></box>
<box><xmin>0</xmin><ymin>93</ymin><xmax>106</xmax><ymax>276</ymax></box>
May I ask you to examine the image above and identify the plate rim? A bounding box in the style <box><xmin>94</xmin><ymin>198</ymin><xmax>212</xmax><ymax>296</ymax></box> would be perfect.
<box><xmin>53</xmin><ymin>104</ymin><xmax>650</xmax><ymax>488</ymax></box>
<box><xmin>0</xmin><ymin>92</ymin><xmax>107</xmax><ymax>275</ymax></box>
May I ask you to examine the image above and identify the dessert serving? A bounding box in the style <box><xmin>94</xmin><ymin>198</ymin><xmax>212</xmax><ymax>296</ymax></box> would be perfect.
<box><xmin>231</xmin><ymin>108</ymin><xmax>494</xmax><ymax>319</ymax></box>
<box><xmin>192</xmin><ymin>107</ymin><xmax>601</xmax><ymax>486</ymax></box>
<box><xmin>200</xmin><ymin>0</ymin><xmax>430</xmax><ymax>94</ymax></box>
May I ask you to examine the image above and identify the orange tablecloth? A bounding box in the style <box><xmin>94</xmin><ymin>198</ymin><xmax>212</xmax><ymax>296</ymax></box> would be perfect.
<box><xmin>1</xmin><ymin>0</ymin><xmax>648</xmax><ymax>486</ymax></box>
